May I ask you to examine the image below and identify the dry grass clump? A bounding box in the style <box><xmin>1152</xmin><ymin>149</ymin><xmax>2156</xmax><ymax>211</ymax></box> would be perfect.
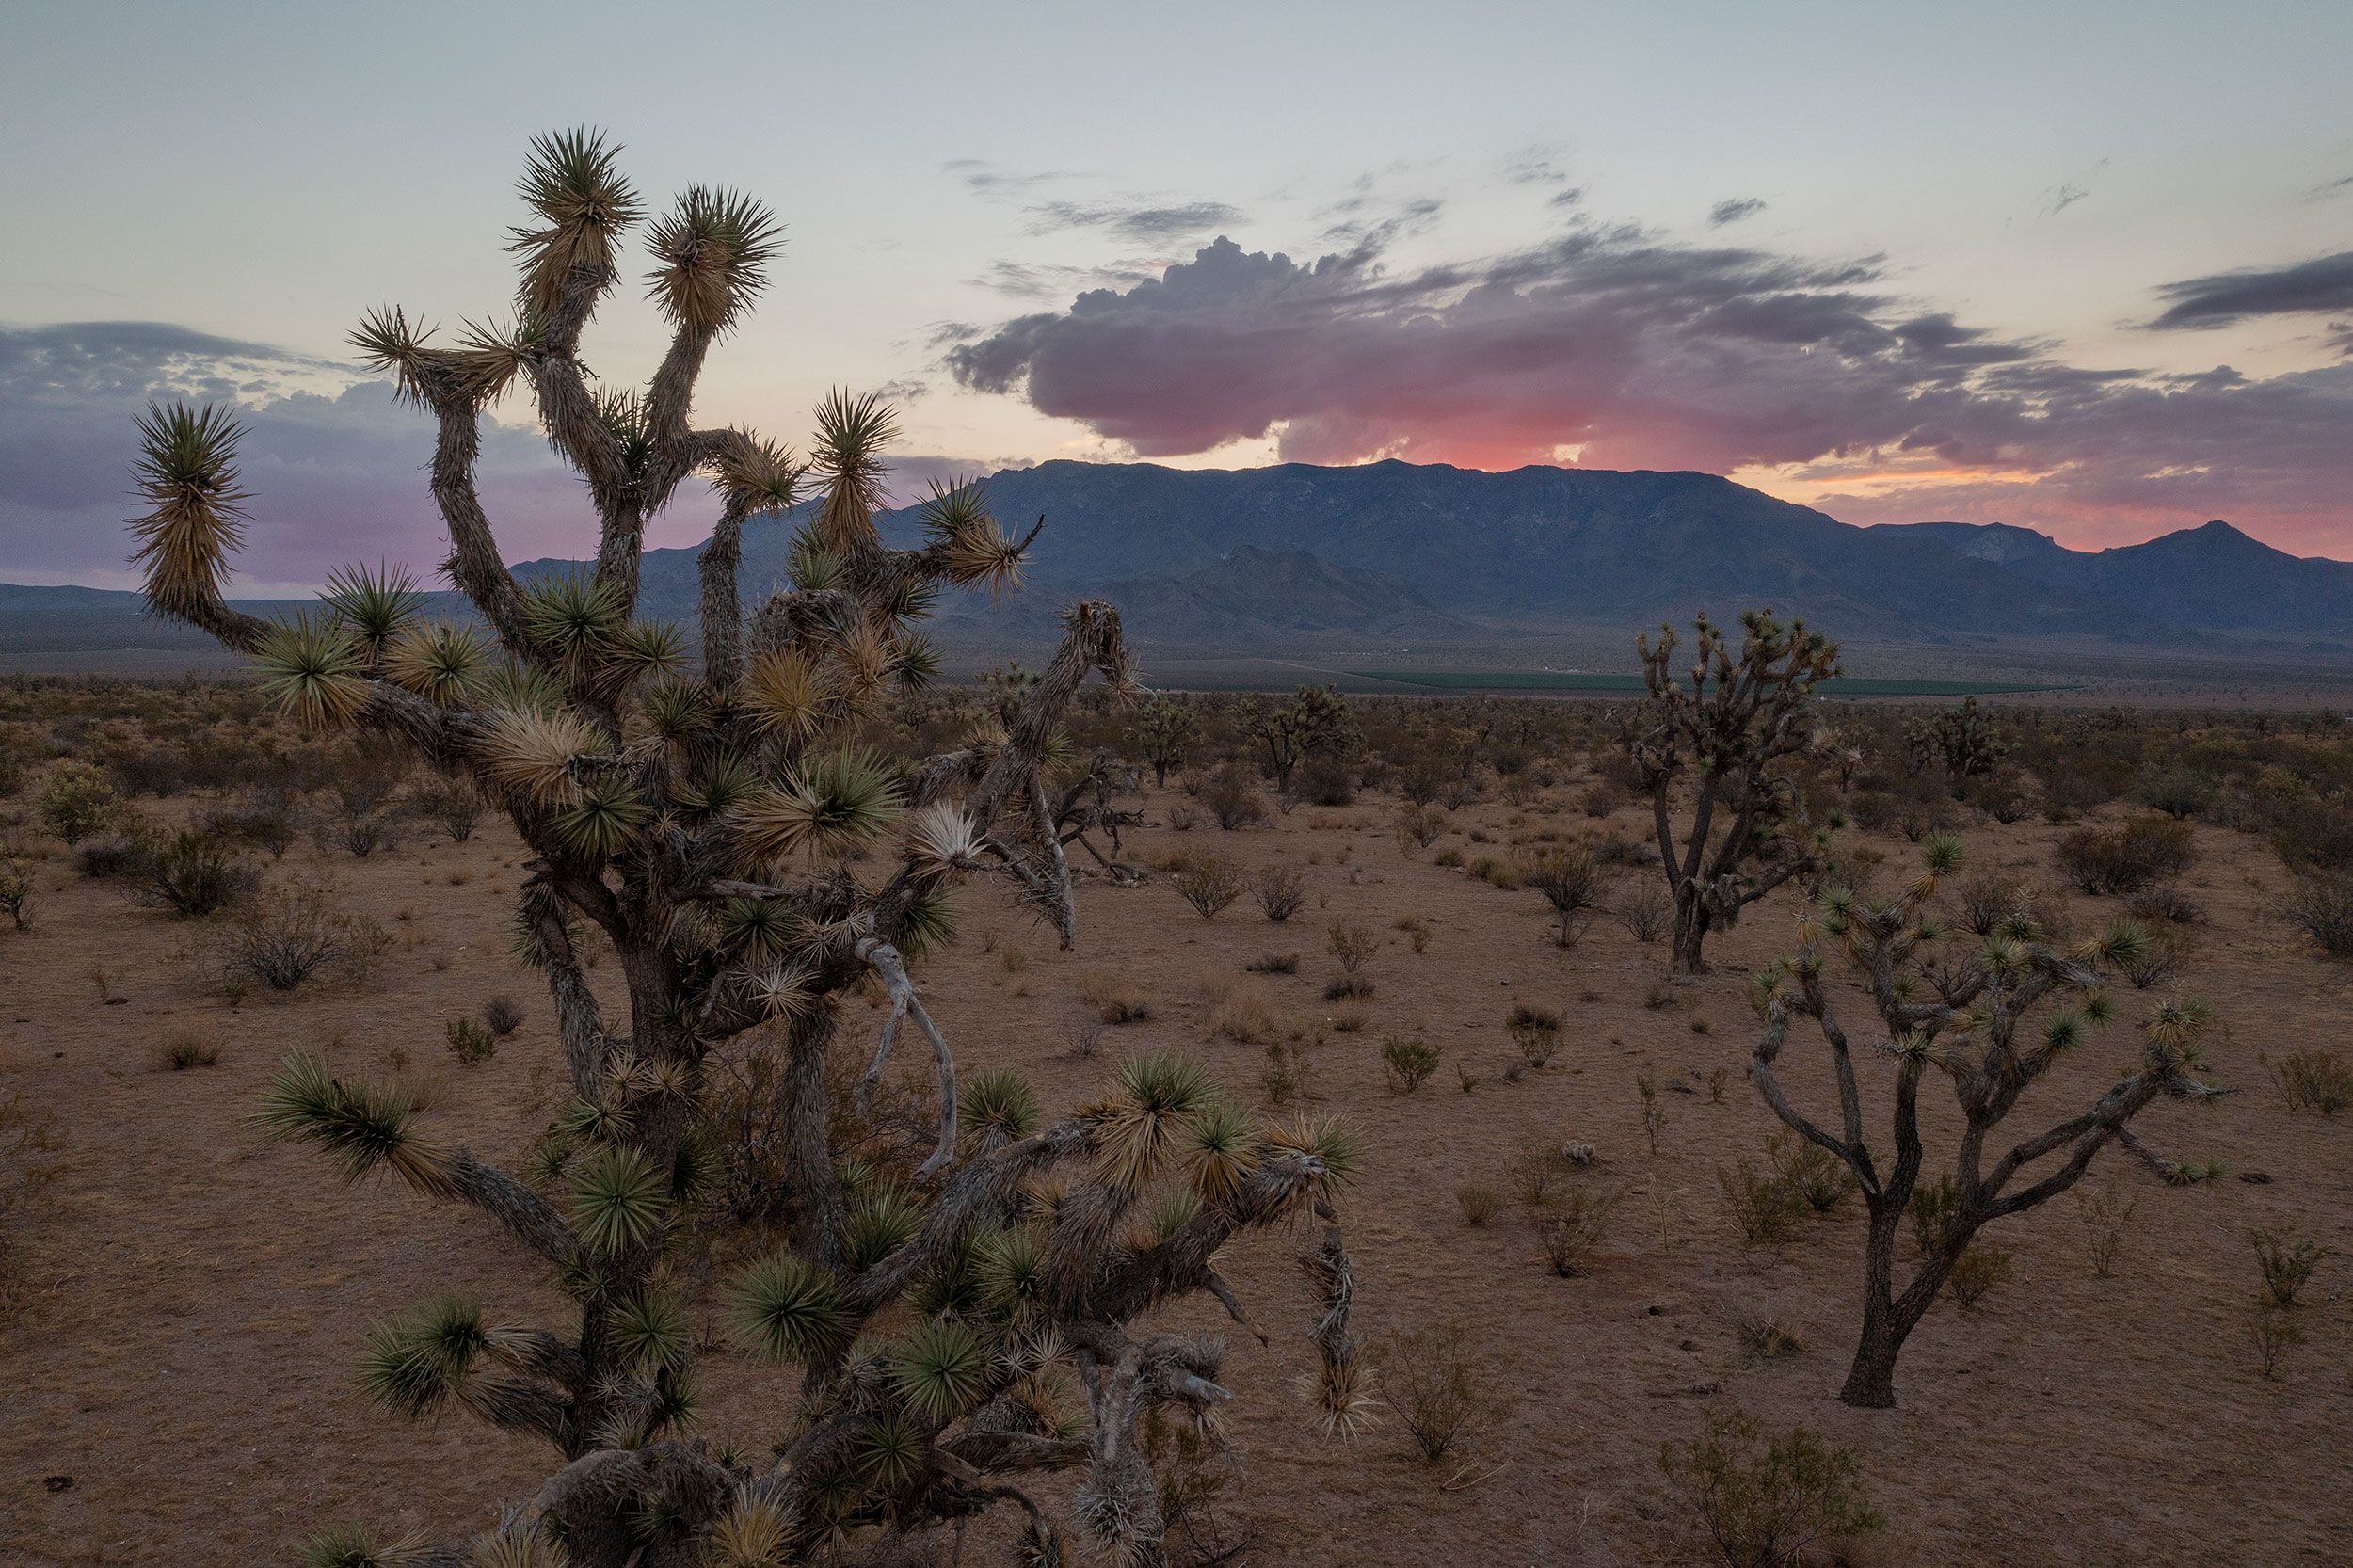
<box><xmin>1209</xmin><ymin>983</ymin><xmax>1290</xmax><ymax>1047</ymax></box>
<box><xmin>153</xmin><ymin>1029</ymin><xmax>222</xmax><ymax>1071</ymax></box>
<box><xmin>1540</xmin><ymin>1185</ymin><xmax>1619</xmax><ymax>1276</ymax></box>
<box><xmin>2270</xmin><ymin>1048</ymin><xmax>2353</xmax><ymax>1114</ymax></box>
<box><xmin>1076</xmin><ymin>967</ymin><xmax>1155</xmax><ymax>1025</ymax></box>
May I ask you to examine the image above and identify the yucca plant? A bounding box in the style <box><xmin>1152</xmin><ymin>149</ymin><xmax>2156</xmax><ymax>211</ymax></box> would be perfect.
<box><xmin>1750</xmin><ymin>837</ymin><xmax>2219</xmax><ymax>1407</ymax></box>
<box><xmin>144</xmin><ymin>130</ymin><xmax>1361</xmax><ymax>1568</ymax></box>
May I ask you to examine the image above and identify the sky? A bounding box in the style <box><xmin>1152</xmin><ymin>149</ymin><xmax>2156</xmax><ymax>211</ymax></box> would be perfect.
<box><xmin>4</xmin><ymin>0</ymin><xmax>2350</xmax><ymax>593</ymax></box>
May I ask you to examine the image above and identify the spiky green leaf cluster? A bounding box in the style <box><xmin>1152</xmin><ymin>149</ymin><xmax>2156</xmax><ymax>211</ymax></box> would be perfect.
<box><xmin>728</xmin><ymin>1253</ymin><xmax>849</xmax><ymax>1364</ymax></box>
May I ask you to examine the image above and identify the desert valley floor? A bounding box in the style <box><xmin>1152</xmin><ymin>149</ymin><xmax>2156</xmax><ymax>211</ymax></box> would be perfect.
<box><xmin>3</xmin><ymin>786</ymin><xmax>2350</xmax><ymax>1567</ymax></box>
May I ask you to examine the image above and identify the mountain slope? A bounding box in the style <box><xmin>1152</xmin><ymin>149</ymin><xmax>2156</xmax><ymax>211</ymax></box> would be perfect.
<box><xmin>9</xmin><ymin>462</ymin><xmax>2350</xmax><ymax>657</ymax></box>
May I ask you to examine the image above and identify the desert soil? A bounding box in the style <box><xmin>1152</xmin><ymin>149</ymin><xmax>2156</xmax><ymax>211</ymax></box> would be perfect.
<box><xmin>2</xmin><ymin>792</ymin><xmax>2349</xmax><ymax>1567</ymax></box>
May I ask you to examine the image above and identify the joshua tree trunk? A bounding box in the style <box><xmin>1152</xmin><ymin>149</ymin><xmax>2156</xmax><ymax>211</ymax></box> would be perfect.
<box><xmin>1670</xmin><ymin>888</ymin><xmax>1711</xmax><ymax>973</ymax></box>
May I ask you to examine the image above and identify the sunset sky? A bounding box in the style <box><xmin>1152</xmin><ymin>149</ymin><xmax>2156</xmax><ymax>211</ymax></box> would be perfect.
<box><xmin>6</xmin><ymin>0</ymin><xmax>2351</xmax><ymax>591</ymax></box>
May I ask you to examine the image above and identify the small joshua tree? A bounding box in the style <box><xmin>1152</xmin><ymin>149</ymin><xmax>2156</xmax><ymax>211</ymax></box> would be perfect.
<box><xmin>1904</xmin><ymin>696</ymin><xmax>2010</xmax><ymax>788</ymax></box>
<box><xmin>1130</xmin><ymin>694</ymin><xmax>1198</xmax><ymax>787</ymax></box>
<box><xmin>1240</xmin><ymin>684</ymin><xmax>1359</xmax><ymax>796</ymax></box>
<box><xmin>132</xmin><ymin>130</ymin><xmax>1365</xmax><ymax>1566</ymax></box>
<box><xmin>1626</xmin><ymin>611</ymin><xmax>1837</xmax><ymax>972</ymax></box>
<box><xmin>1749</xmin><ymin>836</ymin><xmax>2217</xmax><ymax>1407</ymax></box>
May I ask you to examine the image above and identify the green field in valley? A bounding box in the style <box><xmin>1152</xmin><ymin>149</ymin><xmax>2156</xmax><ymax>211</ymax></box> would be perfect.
<box><xmin>1347</xmin><ymin>669</ymin><xmax>2073</xmax><ymax>696</ymax></box>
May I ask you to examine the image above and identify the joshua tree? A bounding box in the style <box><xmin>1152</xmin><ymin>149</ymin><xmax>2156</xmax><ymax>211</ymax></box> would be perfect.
<box><xmin>1748</xmin><ymin>836</ymin><xmax>2217</xmax><ymax>1407</ymax></box>
<box><xmin>1904</xmin><ymin>696</ymin><xmax>2009</xmax><ymax>788</ymax></box>
<box><xmin>1240</xmin><ymin>684</ymin><xmax>1358</xmax><ymax>796</ymax></box>
<box><xmin>1128</xmin><ymin>694</ymin><xmax>1198</xmax><ymax>787</ymax></box>
<box><xmin>132</xmin><ymin>130</ymin><xmax>1364</xmax><ymax>1566</ymax></box>
<box><xmin>1626</xmin><ymin>611</ymin><xmax>1837</xmax><ymax>972</ymax></box>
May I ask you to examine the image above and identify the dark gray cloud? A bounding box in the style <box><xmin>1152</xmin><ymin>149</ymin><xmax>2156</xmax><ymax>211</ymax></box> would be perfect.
<box><xmin>2305</xmin><ymin>173</ymin><xmax>2353</xmax><ymax>201</ymax></box>
<box><xmin>2148</xmin><ymin>250</ymin><xmax>2353</xmax><ymax>335</ymax></box>
<box><xmin>940</xmin><ymin>225</ymin><xmax>2353</xmax><ymax>543</ymax></box>
<box><xmin>1708</xmin><ymin>197</ymin><xmax>1767</xmax><ymax>227</ymax></box>
<box><xmin>1547</xmin><ymin>186</ymin><xmax>1587</xmax><ymax>210</ymax></box>
<box><xmin>944</xmin><ymin>159</ymin><xmax>1086</xmax><ymax>197</ymax></box>
<box><xmin>0</xmin><ymin>321</ymin><xmax>601</xmax><ymax>590</ymax></box>
<box><xmin>1022</xmin><ymin>199</ymin><xmax>1247</xmax><ymax>243</ymax></box>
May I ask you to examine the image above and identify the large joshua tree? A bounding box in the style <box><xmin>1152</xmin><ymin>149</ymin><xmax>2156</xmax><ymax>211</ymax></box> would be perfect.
<box><xmin>1749</xmin><ymin>836</ymin><xmax>2217</xmax><ymax>1408</ymax></box>
<box><xmin>1625</xmin><ymin>610</ymin><xmax>1838</xmax><ymax>972</ymax></box>
<box><xmin>131</xmin><ymin>131</ymin><xmax>1364</xmax><ymax>1566</ymax></box>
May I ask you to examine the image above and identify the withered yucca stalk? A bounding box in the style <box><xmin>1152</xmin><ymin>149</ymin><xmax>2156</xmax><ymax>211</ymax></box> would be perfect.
<box><xmin>133</xmin><ymin>129</ymin><xmax>1365</xmax><ymax>1568</ymax></box>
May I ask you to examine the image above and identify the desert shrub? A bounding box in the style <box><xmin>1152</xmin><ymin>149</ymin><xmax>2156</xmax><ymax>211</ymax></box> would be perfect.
<box><xmin>320</xmin><ymin>774</ymin><xmax>405</xmax><ymax>857</ymax></box>
<box><xmin>37</xmin><ymin>761</ymin><xmax>121</xmax><ymax>844</ymax></box>
<box><xmin>1322</xmin><ymin>974</ymin><xmax>1374</xmax><ymax>1001</ymax></box>
<box><xmin>1520</xmin><ymin>841</ymin><xmax>1608</xmax><ymax>947</ymax></box>
<box><xmin>1392</xmin><ymin>804</ymin><xmax>1446</xmax><ymax>853</ymax></box>
<box><xmin>1579</xmin><ymin>778</ymin><xmax>1631</xmax><ymax>818</ymax></box>
<box><xmin>198</xmin><ymin>788</ymin><xmax>298</xmax><ymax>858</ymax></box>
<box><xmin>1373</xmin><ymin>1322</ymin><xmax>1483</xmax><ymax>1463</ymax></box>
<box><xmin>1956</xmin><ymin>872</ymin><xmax>2025</xmax><ymax>936</ymax></box>
<box><xmin>481</xmin><ymin>994</ymin><xmax>525</xmax><ymax>1037</ymax></box>
<box><xmin>1738</xmin><ymin>1318</ymin><xmax>1803</xmax><ymax>1363</ymax></box>
<box><xmin>2124</xmin><ymin>885</ymin><xmax>2202</xmax><ymax>926</ymax></box>
<box><xmin>2115</xmin><ymin>925</ymin><xmax>2185</xmax><ymax>989</ymax></box>
<box><xmin>213</xmin><ymin>884</ymin><xmax>384</xmax><ymax>992</ymax></box>
<box><xmin>415</xmin><ymin>778</ymin><xmax>487</xmax><ymax>842</ymax></box>
<box><xmin>1617</xmin><ymin>877</ymin><xmax>1670</xmax><ymax>943</ymax></box>
<box><xmin>1244</xmin><ymin>951</ymin><xmax>1298</xmax><ymax>975</ymax></box>
<box><xmin>1327</xmin><ymin>921</ymin><xmax>1376</xmax><ymax>974</ymax></box>
<box><xmin>2272</xmin><ymin>1048</ymin><xmax>2353</xmax><ymax>1114</ymax></box>
<box><xmin>1200</xmin><ymin>763</ymin><xmax>1265</xmax><ymax>831</ymax></box>
<box><xmin>1659</xmin><ymin>1408</ymin><xmax>1882</xmax><ymax>1568</ymax></box>
<box><xmin>2251</xmin><ymin>1227</ymin><xmax>2325</xmax><ymax>1309</ymax></box>
<box><xmin>1078</xmin><ymin>968</ymin><xmax>1154</xmax><ymax>1024</ymax></box>
<box><xmin>1509</xmin><ymin>1138</ymin><xmax>1565</xmax><ymax>1206</ymax></box>
<box><xmin>153</xmin><ymin>1029</ymin><xmax>222</xmax><ymax>1070</ymax></box>
<box><xmin>1906</xmin><ymin>1172</ymin><xmax>1964</xmax><ymax>1256</ymax></box>
<box><xmin>1506</xmin><ymin>1003</ymin><xmax>1561</xmax><ymax>1067</ymax></box>
<box><xmin>1454</xmin><ymin>1182</ymin><xmax>1502</xmax><ymax>1226</ymax></box>
<box><xmin>1209</xmin><ymin>985</ymin><xmax>1289</xmax><ymax>1047</ymax></box>
<box><xmin>0</xmin><ymin>862</ymin><xmax>30</xmax><ymax>931</ymax></box>
<box><xmin>2056</xmin><ymin>816</ymin><xmax>2196</xmax><ymax>895</ymax></box>
<box><xmin>2078</xmin><ymin>1183</ymin><xmax>2137</xmax><ymax>1279</ymax></box>
<box><xmin>1259</xmin><ymin>1038</ymin><xmax>1310</xmax><ymax>1107</ymax></box>
<box><xmin>1540</xmin><ymin>1185</ymin><xmax>1618</xmax><ymax>1276</ymax></box>
<box><xmin>1169</xmin><ymin>855</ymin><xmax>1244</xmax><ymax>919</ymax></box>
<box><xmin>2133</xmin><ymin>768</ymin><xmax>2215</xmax><ymax>820</ymax></box>
<box><xmin>1768</xmin><ymin>1132</ymin><xmax>1853</xmax><ymax>1213</ymax></box>
<box><xmin>2284</xmin><ymin>873</ymin><xmax>2353</xmax><ymax>958</ymax></box>
<box><xmin>1637</xmin><ymin>1072</ymin><xmax>1669</xmax><ymax>1153</ymax></box>
<box><xmin>1256</xmin><ymin>864</ymin><xmax>1306</xmax><ymax>922</ymax></box>
<box><xmin>1381</xmin><ymin>1034</ymin><xmax>1440</xmax><ymax>1094</ymax></box>
<box><xmin>132</xmin><ymin>829</ymin><xmax>260</xmax><ymax>918</ymax></box>
<box><xmin>445</xmin><ymin>1017</ymin><xmax>497</xmax><ymax>1064</ymax></box>
<box><xmin>1946</xmin><ymin>1240</ymin><xmax>2012</xmax><ymax>1309</ymax></box>
<box><xmin>1165</xmin><ymin>802</ymin><xmax>1197</xmax><ymax>832</ymax></box>
<box><xmin>1719</xmin><ymin>1160</ymin><xmax>1807</xmax><ymax>1246</ymax></box>
<box><xmin>1294</xmin><ymin>757</ymin><xmax>1354</xmax><ymax>807</ymax></box>
<box><xmin>72</xmin><ymin>832</ymin><xmax>153</xmax><ymax>881</ymax></box>
<box><xmin>2251</xmin><ymin>1302</ymin><xmax>2302</xmax><ymax>1380</ymax></box>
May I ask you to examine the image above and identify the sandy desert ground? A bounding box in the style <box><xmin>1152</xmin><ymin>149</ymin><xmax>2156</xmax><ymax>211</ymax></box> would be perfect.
<box><xmin>2</xmin><ymin>767</ymin><xmax>2350</xmax><ymax>1568</ymax></box>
